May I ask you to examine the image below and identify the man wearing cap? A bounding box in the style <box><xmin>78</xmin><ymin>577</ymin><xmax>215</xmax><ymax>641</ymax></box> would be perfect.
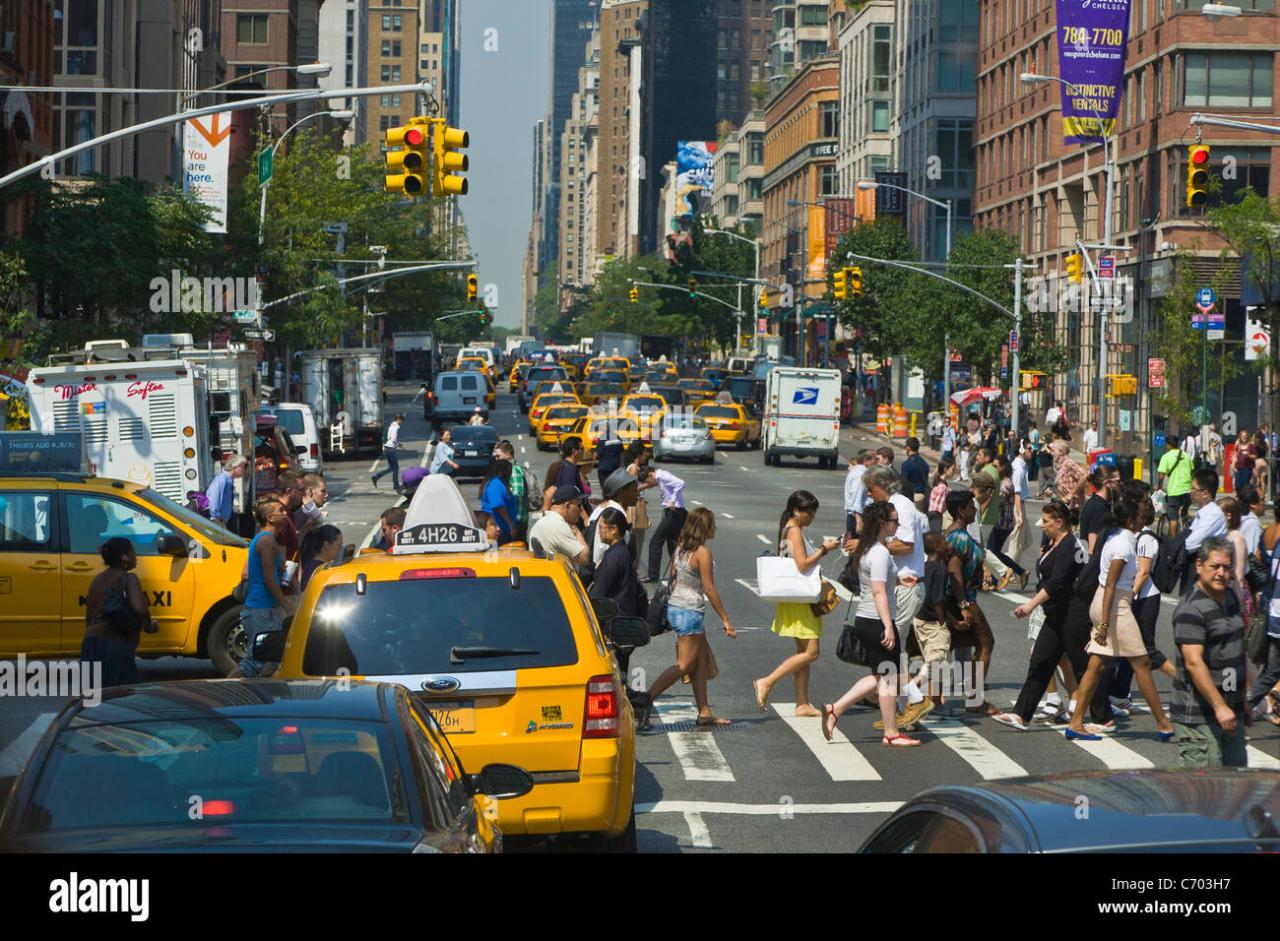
<box><xmin>529</xmin><ymin>486</ymin><xmax>591</xmax><ymax>566</ymax></box>
<box><xmin>589</xmin><ymin>469</ymin><xmax>638</xmax><ymax>565</ymax></box>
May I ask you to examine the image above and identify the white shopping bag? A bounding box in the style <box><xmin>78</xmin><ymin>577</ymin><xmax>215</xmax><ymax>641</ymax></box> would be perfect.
<box><xmin>756</xmin><ymin>556</ymin><xmax>822</xmax><ymax>602</ymax></box>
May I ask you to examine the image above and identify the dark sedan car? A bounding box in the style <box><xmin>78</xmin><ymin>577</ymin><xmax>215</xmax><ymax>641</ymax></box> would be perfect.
<box><xmin>447</xmin><ymin>424</ymin><xmax>500</xmax><ymax>478</ymax></box>
<box><xmin>859</xmin><ymin>769</ymin><xmax>1280</xmax><ymax>854</ymax></box>
<box><xmin>0</xmin><ymin>679</ymin><xmax>533</xmax><ymax>853</ymax></box>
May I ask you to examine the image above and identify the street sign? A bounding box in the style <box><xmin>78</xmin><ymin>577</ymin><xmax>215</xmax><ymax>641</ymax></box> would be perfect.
<box><xmin>1196</xmin><ymin>286</ymin><xmax>1217</xmax><ymax>311</ymax></box>
<box><xmin>1009</xmin><ymin>330</ymin><xmax>1019</xmax><ymax>353</ymax></box>
<box><xmin>949</xmin><ymin>352</ymin><xmax>964</xmax><ymax>362</ymax></box>
<box><xmin>258</xmin><ymin>148</ymin><xmax>273</xmax><ymax>186</ymax></box>
<box><xmin>243</xmin><ymin>328</ymin><xmax>274</xmax><ymax>341</ymax></box>
<box><xmin>951</xmin><ymin>364</ymin><xmax>972</xmax><ymax>382</ymax></box>
<box><xmin>1207</xmin><ymin>328</ymin><xmax>1225</xmax><ymax>341</ymax></box>
<box><xmin>1192</xmin><ymin>405</ymin><xmax>1210</xmax><ymax>426</ymax></box>
<box><xmin>1098</xmin><ymin>256</ymin><xmax>1114</xmax><ymax>279</ymax></box>
<box><xmin>232</xmin><ymin>309</ymin><xmax>259</xmax><ymax>325</ymax></box>
<box><xmin>1148</xmin><ymin>358</ymin><xmax>1165</xmax><ymax>388</ymax></box>
<box><xmin>1246</xmin><ymin>317</ymin><xmax>1270</xmax><ymax>361</ymax></box>
<box><xmin>757</xmin><ymin>317</ymin><xmax>767</xmax><ymax>334</ymax></box>
<box><xmin>323</xmin><ymin>222</ymin><xmax>348</xmax><ymax>235</ymax></box>
<box><xmin>1154</xmin><ymin>433</ymin><xmax>1166</xmax><ymax>449</ymax></box>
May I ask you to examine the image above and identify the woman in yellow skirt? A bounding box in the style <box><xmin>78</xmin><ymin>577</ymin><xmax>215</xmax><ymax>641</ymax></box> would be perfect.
<box><xmin>753</xmin><ymin>490</ymin><xmax>840</xmax><ymax>717</ymax></box>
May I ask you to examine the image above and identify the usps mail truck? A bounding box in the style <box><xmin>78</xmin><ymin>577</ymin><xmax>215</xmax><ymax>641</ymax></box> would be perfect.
<box><xmin>27</xmin><ymin>343</ymin><xmax>217</xmax><ymax>502</ymax></box>
<box><xmin>762</xmin><ymin>366</ymin><xmax>842</xmax><ymax>469</ymax></box>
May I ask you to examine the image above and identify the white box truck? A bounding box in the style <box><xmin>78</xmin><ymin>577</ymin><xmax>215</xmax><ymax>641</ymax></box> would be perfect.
<box><xmin>391</xmin><ymin>331</ymin><xmax>435</xmax><ymax>381</ymax></box>
<box><xmin>27</xmin><ymin>342</ymin><xmax>218</xmax><ymax>502</ymax></box>
<box><xmin>297</xmin><ymin>348</ymin><xmax>384</xmax><ymax>455</ymax></box>
<box><xmin>762</xmin><ymin>366</ymin><xmax>843</xmax><ymax>469</ymax></box>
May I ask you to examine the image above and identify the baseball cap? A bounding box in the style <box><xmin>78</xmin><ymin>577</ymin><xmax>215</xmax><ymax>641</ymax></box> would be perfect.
<box><xmin>604</xmin><ymin>468</ymin><xmax>637</xmax><ymax>498</ymax></box>
<box><xmin>552</xmin><ymin>485</ymin><xmax>585</xmax><ymax>506</ymax></box>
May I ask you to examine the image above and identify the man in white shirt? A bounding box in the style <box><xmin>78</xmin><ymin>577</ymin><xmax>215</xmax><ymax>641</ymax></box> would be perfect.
<box><xmin>1239</xmin><ymin>485</ymin><xmax>1263</xmax><ymax>558</ymax></box>
<box><xmin>370</xmin><ymin>413</ymin><xmax>405</xmax><ymax>490</ymax></box>
<box><xmin>864</xmin><ymin>466</ymin><xmax>926</xmax><ymax>630</ymax></box>
<box><xmin>1082</xmin><ymin>420</ymin><xmax>1098</xmax><ymax>453</ymax></box>
<box><xmin>1181</xmin><ymin>430</ymin><xmax>1199</xmax><ymax>462</ymax></box>
<box><xmin>843</xmin><ymin>449</ymin><xmax>875</xmax><ymax>536</ymax></box>
<box><xmin>529</xmin><ymin>485</ymin><xmax>591</xmax><ymax>566</ymax></box>
<box><xmin>1182</xmin><ymin>468</ymin><xmax>1227</xmax><ymax>592</ymax></box>
<box><xmin>941</xmin><ymin>423</ymin><xmax>957</xmax><ymax>463</ymax></box>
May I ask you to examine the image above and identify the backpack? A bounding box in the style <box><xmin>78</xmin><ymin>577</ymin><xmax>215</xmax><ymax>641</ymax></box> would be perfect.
<box><xmin>1148</xmin><ymin>527</ymin><xmax>1189</xmax><ymax>595</ymax></box>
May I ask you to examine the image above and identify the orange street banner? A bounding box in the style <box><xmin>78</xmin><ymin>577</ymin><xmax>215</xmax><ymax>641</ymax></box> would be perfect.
<box><xmin>807</xmin><ymin>206</ymin><xmax>826</xmax><ymax>283</ymax></box>
<box><xmin>182</xmin><ymin>112</ymin><xmax>232</xmax><ymax>233</ymax></box>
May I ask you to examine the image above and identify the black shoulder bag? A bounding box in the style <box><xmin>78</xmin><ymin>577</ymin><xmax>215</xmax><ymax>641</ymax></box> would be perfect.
<box><xmin>103</xmin><ymin>576</ymin><xmax>144</xmax><ymax>637</ymax></box>
<box><xmin>836</xmin><ymin>596</ymin><xmax>873</xmax><ymax>667</ymax></box>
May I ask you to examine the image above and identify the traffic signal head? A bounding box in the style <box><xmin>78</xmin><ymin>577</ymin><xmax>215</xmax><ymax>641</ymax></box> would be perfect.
<box><xmin>629</xmin><ymin>286</ymin><xmax>639</xmax><ymax>304</ymax></box>
<box><xmin>433</xmin><ymin>121</ymin><xmax>470</xmax><ymax>197</ymax></box>
<box><xmin>385</xmin><ymin>123</ymin><xmax>429</xmax><ymax>195</ymax></box>
<box><xmin>1065</xmin><ymin>252</ymin><xmax>1084</xmax><ymax>284</ymax></box>
<box><xmin>849</xmin><ymin>266</ymin><xmax>863</xmax><ymax>298</ymax></box>
<box><xmin>1186</xmin><ymin>144</ymin><xmax>1211</xmax><ymax>208</ymax></box>
<box><xmin>466</xmin><ymin>273</ymin><xmax>478</xmax><ymax>302</ymax></box>
<box><xmin>758</xmin><ymin>289</ymin><xmax>769</xmax><ymax>309</ymax></box>
<box><xmin>832</xmin><ymin>267</ymin><xmax>848</xmax><ymax>301</ymax></box>
<box><xmin>688</xmin><ymin>277</ymin><xmax>698</xmax><ymax>299</ymax></box>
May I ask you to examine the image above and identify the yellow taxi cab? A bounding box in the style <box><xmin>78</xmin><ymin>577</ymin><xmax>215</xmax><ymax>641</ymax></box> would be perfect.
<box><xmin>577</xmin><ymin>382</ymin><xmax>627</xmax><ymax>408</ymax></box>
<box><xmin>695</xmin><ymin>401</ymin><xmax>762</xmax><ymax>450</ymax></box>
<box><xmin>537</xmin><ymin>403</ymin><xmax>592</xmax><ymax>451</ymax></box>
<box><xmin>677</xmin><ymin>378</ymin><xmax>717</xmax><ymax>408</ymax></box>
<box><xmin>483</xmin><ymin>371</ymin><xmax>497</xmax><ymax>409</ymax></box>
<box><xmin>457</xmin><ymin>357</ymin><xmax>491</xmax><ymax>378</ymax></box>
<box><xmin>275</xmin><ymin>475</ymin><xmax>642</xmax><ymax>850</ymax></box>
<box><xmin>650</xmin><ymin>360</ymin><xmax>678</xmax><ymax>381</ymax></box>
<box><xmin>508</xmin><ymin>362</ymin><xmax>526</xmax><ymax>393</ymax></box>
<box><xmin>0</xmin><ymin>457</ymin><xmax>249</xmax><ymax>675</ymax></box>
<box><xmin>585</xmin><ymin>356</ymin><xmax>629</xmax><ymax>378</ymax></box>
<box><xmin>527</xmin><ymin>387</ymin><xmax>581</xmax><ymax>435</ymax></box>
<box><xmin>619</xmin><ymin>389</ymin><xmax>668</xmax><ymax>442</ymax></box>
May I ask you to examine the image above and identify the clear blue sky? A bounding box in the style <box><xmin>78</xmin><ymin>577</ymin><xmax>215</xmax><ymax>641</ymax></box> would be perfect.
<box><xmin>460</xmin><ymin>0</ymin><xmax>552</xmax><ymax>330</ymax></box>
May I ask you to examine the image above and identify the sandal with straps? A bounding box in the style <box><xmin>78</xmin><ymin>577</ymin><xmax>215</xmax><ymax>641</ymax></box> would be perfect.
<box><xmin>882</xmin><ymin>733</ymin><xmax>921</xmax><ymax>747</ymax></box>
<box><xmin>821</xmin><ymin>704</ymin><xmax>837</xmax><ymax>742</ymax></box>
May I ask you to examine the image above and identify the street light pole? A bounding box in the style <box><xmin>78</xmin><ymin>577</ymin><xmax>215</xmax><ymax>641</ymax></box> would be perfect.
<box><xmin>259</xmin><ymin>110</ymin><xmax>354</xmax><ymax>245</ymax></box>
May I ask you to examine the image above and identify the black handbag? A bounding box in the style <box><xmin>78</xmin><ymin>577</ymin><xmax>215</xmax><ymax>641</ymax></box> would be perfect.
<box><xmin>644</xmin><ymin>557</ymin><xmax>676</xmax><ymax>637</ymax></box>
<box><xmin>835</xmin><ymin>599</ymin><xmax>873</xmax><ymax>667</ymax></box>
<box><xmin>103</xmin><ymin>578</ymin><xmax>143</xmax><ymax>637</ymax></box>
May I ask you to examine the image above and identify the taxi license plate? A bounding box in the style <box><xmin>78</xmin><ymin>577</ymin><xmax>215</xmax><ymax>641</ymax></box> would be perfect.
<box><xmin>429</xmin><ymin>701</ymin><xmax>476</xmax><ymax>734</ymax></box>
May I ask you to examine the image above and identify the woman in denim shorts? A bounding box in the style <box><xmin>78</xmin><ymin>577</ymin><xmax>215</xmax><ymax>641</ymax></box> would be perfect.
<box><xmin>646</xmin><ymin>508</ymin><xmax>737</xmax><ymax>726</ymax></box>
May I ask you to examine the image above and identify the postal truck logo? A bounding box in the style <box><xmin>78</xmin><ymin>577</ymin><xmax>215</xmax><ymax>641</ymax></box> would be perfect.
<box><xmin>792</xmin><ymin>387</ymin><xmax>819</xmax><ymax>406</ymax></box>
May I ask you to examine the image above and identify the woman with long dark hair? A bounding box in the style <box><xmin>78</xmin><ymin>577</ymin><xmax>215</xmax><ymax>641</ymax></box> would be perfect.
<box><xmin>988</xmin><ymin>455</ymin><xmax>1030</xmax><ymax>589</ymax></box>
<box><xmin>479</xmin><ymin>458</ymin><xmax>517</xmax><ymax>543</ymax></box>
<box><xmin>589</xmin><ymin>508</ymin><xmax>644</xmax><ymax>617</ymax></box>
<box><xmin>821</xmin><ymin>501</ymin><xmax>920</xmax><ymax>747</ymax></box>
<box><xmin>647</xmin><ymin>508</ymin><xmax>736</xmax><ymax>725</ymax></box>
<box><xmin>299</xmin><ymin>524</ymin><xmax>343</xmax><ymax>591</ymax></box>
<box><xmin>81</xmin><ymin>537</ymin><xmax>156</xmax><ymax>687</ymax></box>
<box><xmin>753</xmin><ymin>490</ymin><xmax>839</xmax><ymax>717</ymax></box>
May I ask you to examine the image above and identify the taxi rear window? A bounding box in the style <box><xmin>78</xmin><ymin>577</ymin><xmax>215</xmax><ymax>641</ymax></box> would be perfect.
<box><xmin>302</xmin><ymin>577</ymin><xmax>579</xmax><ymax>675</ymax></box>
<box><xmin>698</xmin><ymin>406</ymin><xmax>738</xmax><ymax>418</ymax></box>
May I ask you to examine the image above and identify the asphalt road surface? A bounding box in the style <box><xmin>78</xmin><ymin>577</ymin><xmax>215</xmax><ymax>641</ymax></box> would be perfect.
<box><xmin>2</xmin><ymin>383</ymin><xmax>1277</xmax><ymax>852</ymax></box>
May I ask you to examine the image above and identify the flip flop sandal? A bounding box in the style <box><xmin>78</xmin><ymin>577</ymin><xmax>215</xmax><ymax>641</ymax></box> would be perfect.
<box><xmin>882</xmin><ymin>733</ymin><xmax>921</xmax><ymax>747</ymax></box>
<box><xmin>821</xmin><ymin>704</ymin><xmax>837</xmax><ymax>742</ymax></box>
<box><xmin>752</xmin><ymin>679</ymin><xmax>768</xmax><ymax>714</ymax></box>
<box><xmin>696</xmin><ymin>715</ymin><xmax>731</xmax><ymax>727</ymax></box>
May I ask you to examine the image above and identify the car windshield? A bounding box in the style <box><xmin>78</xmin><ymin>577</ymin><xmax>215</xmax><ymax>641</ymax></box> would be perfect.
<box><xmin>546</xmin><ymin>406</ymin><xmax>589</xmax><ymax>422</ymax></box>
<box><xmin>535</xmin><ymin>395</ymin><xmax>575</xmax><ymax>409</ymax></box>
<box><xmin>449</xmin><ymin>426</ymin><xmax>499</xmax><ymax>445</ymax></box>
<box><xmin>274</xmin><ymin>408</ymin><xmax>305</xmax><ymax>437</ymax></box>
<box><xmin>139</xmin><ymin>489</ymin><xmax>247</xmax><ymax>547</ymax></box>
<box><xmin>698</xmin><ymin>406</ymin><xmax>740</xmax><ymax>419</ymax></box>
<box><xmin>528</xmin><ymin>368</ymin><xmax>567</xmax><ymax>383</ymax></box>
<box><xmin>654</xmin><ymin>389</ymin><xmax>686</xmax><ymax>405</ymax></box>
<box><xmin>679</xmin><ymin>380</ymin><xmax>712</xmax><ymax>390</ymax></box>
<box><xmin>24</xmin><ymin>718</ymin><xmax>405</xmax><ymax>830</ymax></box>
<box><xmin>626</xmin><ymin>396</ymin><xmax>664</xmax><ymax>411</ymax></box>
<box><xmin>302</xmin><ymin>577</ymin><xmax>579</xmax><ymax>674</ymax></box>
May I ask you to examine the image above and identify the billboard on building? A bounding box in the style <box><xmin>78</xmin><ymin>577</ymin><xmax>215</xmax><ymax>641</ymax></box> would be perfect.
<box><xmin>675</xmin><ymin>141</ymin><xmax>717</xmax><ymax>217</ymax></box>
<box><xmin>874</xmin><ymin>171</ymin><xmax>908</xmax><ymax>216</ymax></box>
<box><xmin>1053</xmin><ymin>0</ymin><xmax>1131</xmax><ymax>145</ymax></box>
<box><xmin>182</xmin><ymin>112</ymin><xmax>232</xmax><ymax>233</ymax></box>
<box><xmin>824</xmin><ymin>197</ymin><xmax>857</xmax><ymax>258</ymax></box>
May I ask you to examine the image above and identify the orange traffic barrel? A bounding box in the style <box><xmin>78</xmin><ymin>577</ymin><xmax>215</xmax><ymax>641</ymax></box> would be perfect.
<box><xmin>892</xmin><ymin>403</ymin><xmax>908</xmax><ymax>439</ymax></box>
<box><xmin>876</xmin><ymin>403</ymin><xmax>890</xmax><ymax>435</ymax></box>
<box><xmin>948</xmin><ymin>401</ymin><xmax>959</xmax><ymax>428</ymax></box>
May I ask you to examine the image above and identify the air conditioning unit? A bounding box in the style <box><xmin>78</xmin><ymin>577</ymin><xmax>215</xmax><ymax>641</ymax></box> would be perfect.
<box><xmin>2</xmin><ymin>32</ymin><xmax>16</xmax><ymax>54</ymax></box>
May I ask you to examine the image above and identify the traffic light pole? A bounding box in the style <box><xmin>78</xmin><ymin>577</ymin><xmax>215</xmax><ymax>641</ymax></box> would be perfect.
<box><xmin>261</xmin><ymin>261</ymin><xmax>475</xmax><ymax>310</ymax></box>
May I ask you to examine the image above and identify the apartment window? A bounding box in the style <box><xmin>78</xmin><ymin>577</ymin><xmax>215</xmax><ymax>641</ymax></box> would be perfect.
<box><xmin>718</xmin><ymin>63</ymin><xmax>728</xmax><ymax>80</ymax></box>
<box><xmin>380</xmin><ymin>65</ymin><xmax>401</xmax><ymax>82</ymax></box>
<box><xmin>747</xmin><ymin>134</ymin><xmax>764</xmax><ymax>165</ymax></box>
<box><xmin>57</xmin><ymin>0</ymin><xmax>101</xmax><ymax>75</ymax></box>
<box><xmin>380</xmin><ymin>94</ymin><xmax>401</xmax><ymax>107</ymax></box>
<box><xmin>53</xmin><ymin>91</ymin><xmax>97</xmax><ymax>174</ymax></box>
<box><xmin>747</xmin><ymin>179</ymin><xmax>763</xmax><ymax>200</ymax></box>
<box><xmin>237</xmin><ymin>13</ymin><xmax>268</xmax><ymax>44</ymax></box>
<box><xmin>799</xmin><ymin>5</ymin><xmax>827</xmax><ymax>25</ymax></box>
<box><xmin>820</xmin><ymin>165</ymin><xmax>838</xmax><ymax>196</ymax></box>
<box><xmin>936</xmin><ymin>49</ymin><xmax>978</xmax><ymax>93</ymax></box>
<box><xmin>1184</xmin><ymin>53</ymin><xmax>1273</xmax><ymax>108</ymax></box>
<box><xmin>1138</xmin><ymin>69</ymin><xmax>1147</xmax><ymax>120</ymax></box>
<box><xmin>725</xmin><ymin>195</ymin><xmax>740</xmax><ymax>216</ymax></box>
<box><xmin>938</xmin><ymin>0</ymin><xmax>980</xmax><ymax>42</ymax></box>
<box><xmin>234</xmin><ymin>64</ymin><xmax>270</xmax><ymax>84</ymax></box>
<box><xmin>871</xmin><ymin>25</ymin><xmax>892</xmax><ymax>94</ymax></box>
<box><xmin>1154</xmin><ymin>59</ymin><xmax>1164</xmax><ymax>113</ymax></box>
<box><xmin>871</xmin><ymin>100</ymin><xmax>890</xmax><ymax>133</ymax></box>
<box><xmin>820</xmin><ymin>101</ymin><xmax>839</xmax><ymax>138</ymax></box>
<box><xmin>382</xmin><ymin>14</ymin><xmax>391</xmax><ymax>29</ymax></box>
<box><xmin>381</xmin><ymin>40</ymin><xmax>401</xmax><ymax>57</ymax></box>
<box><xmin>393</xmin><ymin>14</ymin><xmax>403</xmax><ymax>31</ymax></box>
<box><xmin>727</xmin><ymin>153</ymin><xmax>740</xmax><ymax>182</ymax></box>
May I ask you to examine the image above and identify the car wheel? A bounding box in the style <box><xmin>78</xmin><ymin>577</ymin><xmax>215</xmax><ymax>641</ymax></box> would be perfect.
<box><xmin>702</xmin><ymin>454</ymin><xmax>714</xmax><ymax>464</ymax></box>
<box><xmin>737</xmin><ymin>438</ymin><xmax>746</xmax><ymax>451</ymax></box>
<box><xmin>590</xmin><ymin>806</ymin><xmax>637</xmax><ymax>853</ymax></box>
<box><xmin>206</xmin><ymin>607</ymin><xmax>245</xmax><ymax>676</ymax></box>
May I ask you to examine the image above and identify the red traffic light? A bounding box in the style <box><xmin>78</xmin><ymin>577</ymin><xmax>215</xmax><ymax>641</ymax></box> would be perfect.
<box><xmin>1191</xmin><ymin>147</ymin><xmax>1209</xmax><ymax>166</ymax></box>
<box><xmin>405</xmin><ymin>127</ymin><xmax>425</xmax><ymax>146</ymax></box>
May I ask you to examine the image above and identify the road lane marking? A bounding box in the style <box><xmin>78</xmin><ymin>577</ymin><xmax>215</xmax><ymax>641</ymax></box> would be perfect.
<box><xmin>756</xmin><ymin>534</ymin><xmax>770</xmax><ymax>545</ymax></box>
<box><xmin>1065</xmin><ymin>733</ymin><xmax>1154</xmax><ymax>770</ymax></box>
<box><xmin>1247</xmin><ymin>746</ymin><xmax>1280</xmax><ymax>770</ymax></box>
<box><xmin>738</xmin><ymin>465</ymin><xmax>751</xmax><ymax>472</ymax></box>
<box><xmin>692</xmin><ymin>499</ymin><xmax>704</xmax><ymax>506</ymax></box>
<box><xmin>735</xmin><ymin>578</ymin><xmax>761</xmax><ymax>596</ymax></box>
<box><xmin>652</xmin><ymin>701</ymin><xmax>735</xmax><ymax>782</ymax></box>
<box><xmin>720</xmin><ymin>512</ymin><xmax>734</xmax><ymax>519</ymax></box>
<box><xmin>682</xmin><ymin>812</ymin><xmax>713</xmax><ymax>849</ymax></box>
<box><xmin>638</xmin><ymin>799</ymin><xmax>901</xmax><ymax>815</ymax></box>
<box><xmin>0</xmin><ymin>713</ymin><xmax>57</xmax><ymax>776</ymax></box>
<box><xmin>771</xmin><ymin>702</ymin><xmax>881</xmax><ymax>781</ymax></box>
<box><xmin>919</xmin><ymin>719</ymin><xmax>1027</xmax><ymax>779</ymax></box>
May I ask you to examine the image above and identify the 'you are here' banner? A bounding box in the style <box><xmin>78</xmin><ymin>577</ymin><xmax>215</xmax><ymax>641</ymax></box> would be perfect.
<box><xmin>1054</xmin><ymin>0</ymin><xmax>1131</xmax><ymax>145</ymax></box>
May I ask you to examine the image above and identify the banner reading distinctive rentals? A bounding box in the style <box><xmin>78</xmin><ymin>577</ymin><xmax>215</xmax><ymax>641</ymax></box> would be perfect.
<box><xmin>1053</xmin><ymin>0</ymin><xmax>1131</xmax><ymax>145</ymax></box>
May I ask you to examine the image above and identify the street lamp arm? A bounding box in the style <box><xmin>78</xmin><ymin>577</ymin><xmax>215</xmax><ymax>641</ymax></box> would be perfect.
<box><xmin>842</xmin><ymin>252</ymin><xmax>1015</xmax><ymax>319</ymax></box>
<box><xmin>630</xmin><ymin>280</ymin><xmax>744</xmax><ymax>313</ymax></box>
<box><xmin>854</xmin><ymin>179</ymin><xmax>950</xmax><ymax>212</ymax></box>
<box><xmin>262</xmin><ymin>261</ymin><xmax>476</xmax><ymax>310</ymax></box>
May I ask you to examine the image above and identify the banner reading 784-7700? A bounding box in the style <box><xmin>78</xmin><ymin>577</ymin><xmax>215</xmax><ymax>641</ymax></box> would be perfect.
<box><xmin>1054</xmin><ymin>0</ymin><xmax>1131</xmax><ymax>145</ymax></box>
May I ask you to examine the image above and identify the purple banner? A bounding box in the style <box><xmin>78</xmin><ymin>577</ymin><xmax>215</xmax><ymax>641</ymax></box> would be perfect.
<box><xmin>1054</xmin><ymin>0</ymin><xmax>1131</xmax><ymax>145</ymax></box>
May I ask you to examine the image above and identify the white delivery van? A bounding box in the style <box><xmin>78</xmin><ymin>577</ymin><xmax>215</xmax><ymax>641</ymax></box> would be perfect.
<box><xmin>28</xmin><ymin>343</ymin><xmax>217</xmax><ymax>502</ymax></box>
<box><xmin>458</xmin><ymin>346</ymin><xmax>496</xmax><ymax>369</ymax></box>
<box><xmin>297</xmin><ymin>348</ymin><xmax>384</xmax><ymax>455</ymax></box>
<box><xmin>269</xmin><ymin>402</ymin><xmax>323</xmax><ymax>473</ymax></box>
<box><xmin>761</xmin><ymin>366</ymin><xmax>843</xmax><ymax>469</ymax></box>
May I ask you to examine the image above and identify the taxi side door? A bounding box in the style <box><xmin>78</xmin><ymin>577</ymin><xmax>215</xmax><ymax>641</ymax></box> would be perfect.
<box><xmin>0</xmin><ymin>487</ymin><xmax>61</xmax><ymax>656</ymax></box>
<box><xmin>743</xmin><ymin>406</ymin><xmax>763</xmax><ymax>445</ymax></box>
<box><xmin>58</xmin><ymin>490</ymin><xmax>197</xmax><ymax>654</ymax></box>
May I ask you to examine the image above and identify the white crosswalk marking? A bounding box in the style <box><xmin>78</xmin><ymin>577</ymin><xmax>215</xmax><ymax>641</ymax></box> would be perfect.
<box><xmin>652</xmin><ymin>702</ymin><xmax>735</xmax><ymax>782</ymax></box>
<box><xmin>683</xmin><ymin>811</ymin><xmax>713</xmax><ymax>848</ymax></box>
<box><xmin>770</xmin><ymin>702</ymin><xmax>881</xmax><ymax>781</ymax></box>
<box><xmin>755</xmin><ymin>534</ymin><xmax>770</xmax><ymax>545</ymax></box>
<box><xmin>920</xmin><ymin>719</ymin><xmax>1028</xmax><ymax>779</ymax></box>
<box><xmin>1247</xmin><ymin>745</ymin><xmax>1280</xmax><ymax>770</ymax></box>
<box><xmin>639</xmin><ymin>799</ymin><xmax>901</xmax><ymax>815</ymax></box>
<box><xmin>734</xmin><ymin>578</ymin><xmax>761</xmax><ymax>596</ymax></box>
<box><xmin>721</xmin><ymin>512</ymin><xmax>734</xmax><ymax>519</ymax></box>
<box><xmin>1066</xmin><ymin>734</ymin><xmax>1154</xmax><ymax>769</ymax></box>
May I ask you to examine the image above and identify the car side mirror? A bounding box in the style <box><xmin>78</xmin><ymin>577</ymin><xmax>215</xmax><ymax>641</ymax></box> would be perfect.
<box><xmin>158</xmin><ymin>534</ymin><xmax>189</xmax><ymax>557</ymax></box>
<box><xmin>604</xmin><ymin>615</ymin><xmax>650</xmax><ymax>649</ymax></box>
<box><xmin>590</xmin><ymin>596</ymin><xmax>619</xmax><ymax>625</ymax></box>
<box><xmin>295</xmin><ymin>445</ymin><xmax>307</xmax><ymax>455</ymax></box>
<box><xmin>472</xmin><ymin>763</ymin><xmax>535</xmax><ymax>800</ymax></box>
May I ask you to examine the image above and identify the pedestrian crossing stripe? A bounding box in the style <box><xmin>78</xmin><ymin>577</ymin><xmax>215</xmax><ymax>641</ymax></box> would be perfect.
<box><xmin>770</xmin><ymin>702</ymin><xmax>881</xmax><ymax>781</ymax></box>
<box><xmin>651</xmin><ymin>702</ymin><xmax>734</xmax><ymax>781</ymax></box>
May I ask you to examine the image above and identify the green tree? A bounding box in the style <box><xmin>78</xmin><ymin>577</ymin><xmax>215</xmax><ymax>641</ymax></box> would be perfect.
<box><xmin>829</xmin><ymin>218</ymin><xmax>923</xmax><ymax>369</ymax></box>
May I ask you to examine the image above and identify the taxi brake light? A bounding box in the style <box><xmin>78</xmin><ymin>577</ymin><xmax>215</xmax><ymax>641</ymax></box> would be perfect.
<box><xmin>201</xmin><ymin>800</ymin><xmax>237</xmax><ymax>816</ymax></box>
<box><xmin>727</xmin><ymin>421</ymin><xmax>740</xmax><ymax>430</ymax></box>
<box><xmin>584</xmin><ymin>675</ymin><xmax>620</xmax><ymax>738</ymax></box>
<box><xmin>400</xmin><ymin>568</ymin><xmax>477</xmax><ymax>580</ymax></box>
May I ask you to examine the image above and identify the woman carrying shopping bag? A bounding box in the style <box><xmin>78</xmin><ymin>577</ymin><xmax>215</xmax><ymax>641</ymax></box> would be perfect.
<box><xmin>753</xmin><ymin>490</ymin><xmax>840</xmax><ymax>717</ymax></box>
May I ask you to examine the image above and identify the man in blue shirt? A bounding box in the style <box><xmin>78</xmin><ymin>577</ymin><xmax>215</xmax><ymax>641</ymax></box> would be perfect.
<box><xmin>204</xmin><ymin>454</ymin><xmax>247</xmax><ymax>528</ymax></box>
<box><xmin>900</xmin><ymin>437</ymin><xmax>930</xmax><ymax>506</ymax></box>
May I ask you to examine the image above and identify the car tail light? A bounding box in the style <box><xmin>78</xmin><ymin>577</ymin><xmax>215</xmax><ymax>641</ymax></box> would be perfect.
<box><xmin>310</xmin><ymin>443</ymin><xmax>318</xmax><ymax>459</ymax></box>
<box><xmin>201</xmin><ymin>800</ymin><xmax>237</xmax><ymax>816</ymax></box>
<box><xmin>584</xmin><ymin>675</ymin><xmax>620</xmax><ymax>738</ymax></box>
<box><xmin>400</xmin><ymin>567</ymin><xmax>476</xmax><ymax>580</ymax></box>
